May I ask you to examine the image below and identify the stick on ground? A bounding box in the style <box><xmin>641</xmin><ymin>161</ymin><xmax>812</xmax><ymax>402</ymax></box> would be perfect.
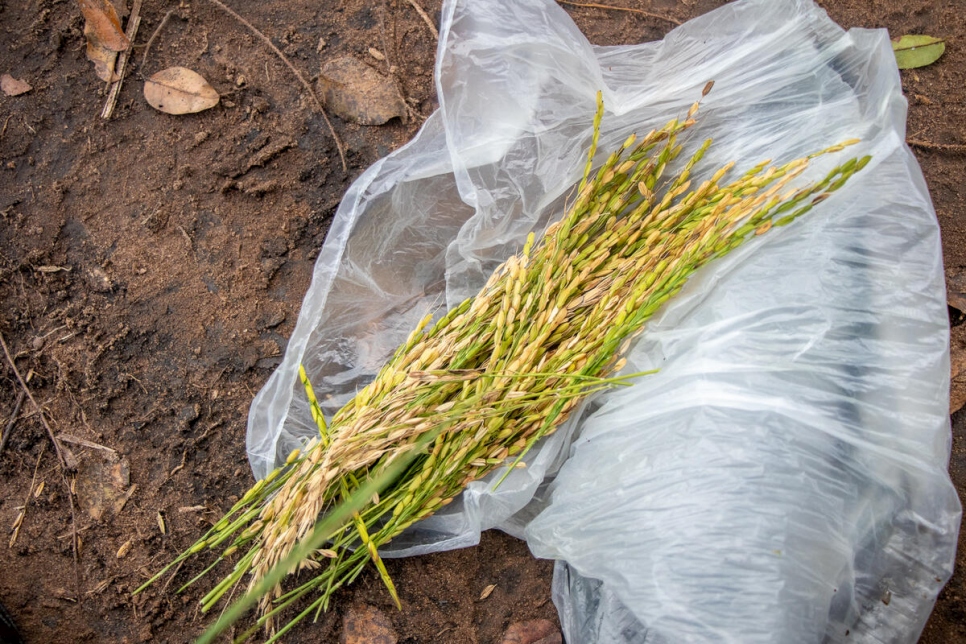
<box><xmin>557</xmin><ymin>0</ymin><xmax>681</xmax><ymax>25</ymax></box>
<box><xmin>404</xmin><ymin>0</ymin><xmax>439</xmax><ymax>39</ymax></box>
<box><xmin>141</xmin><ymin>9</ymin><xmax>175</xmax><ymax>72</ymax></box>
<box><xmin>378</xmin><ymin>2</ymin><xmax>422</xmax><ymax>125</ymax></box>
<box><xmin>203</xmin><ymin>0</ymin><xmax>348</xmax><ymax>172</ymax></box>
<box><xmin>908</xmin><ymin>138</ymin><xmax>966</xmax><ymax>153</ymax></box>
<box><xmin>102</xmin><ymin>0</ymin><xmax>144</xmax><ymax>119</ymax></box>
<box><xmin>57</xmin><ymin>432</ymin><xmax>118</xmax><ymax>459</ymax></box>
<box><xmin>0</xmin><ymin>390</ymin><xmax>25</xmax><ymax>456</ymax></box>
<box><xmin>0</xmin><ymin>330</ymin><xmax>80</xmax><ymax>573</ymax></box>
<box><xmin>0</xmin><ymin>332</ymin><xmax>72</xmax><ymax>470</ymax></box>
<box><xmin>62</xmin><ymin>467</ymin><xmax>80</xmax><ymax>576</ymax></box>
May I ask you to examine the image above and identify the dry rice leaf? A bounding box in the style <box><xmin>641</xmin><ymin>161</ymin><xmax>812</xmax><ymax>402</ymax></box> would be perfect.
<box><xmin>1</xmin><ymin>74</ymin><xmax>32</xmax><ymax>96</ymax></box>
<box><xmin>144</xmin><ymin>67</ymin><xmax>220</xmax><ymax>115</ymax></box>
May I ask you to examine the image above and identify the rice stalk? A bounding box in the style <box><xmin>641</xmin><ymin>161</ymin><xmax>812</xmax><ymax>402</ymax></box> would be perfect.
<box><xmin>135</xmin><ymin>89</ymin><xmax>869</xmax><ymax>640</ymax></box>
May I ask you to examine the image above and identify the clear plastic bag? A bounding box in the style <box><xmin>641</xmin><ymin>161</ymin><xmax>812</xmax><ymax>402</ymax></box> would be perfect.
<box><xmin>246</xmin><ymin>0</ymin><xmax>960</xmax><ymax>640</ymax></box>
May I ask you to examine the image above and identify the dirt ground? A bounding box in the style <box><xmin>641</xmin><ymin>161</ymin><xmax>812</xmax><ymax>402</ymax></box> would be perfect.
<box><xmin>1</xmin><ymin>0</ymin><xmax>964</xmax><ymax>642</ymax></box>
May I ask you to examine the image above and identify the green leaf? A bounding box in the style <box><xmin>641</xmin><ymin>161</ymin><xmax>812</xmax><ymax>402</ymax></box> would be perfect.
<box><xmin>891</xmin><ymin>35</ymin><xmax>946</xmax><ymax>69</ymax></box>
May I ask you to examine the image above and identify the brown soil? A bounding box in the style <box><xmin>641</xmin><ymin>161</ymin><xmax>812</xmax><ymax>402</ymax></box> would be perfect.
<box><xmin>1</xmin><ymin>0</ymin><xmax>964</xmax><ymax>642</ymax></box>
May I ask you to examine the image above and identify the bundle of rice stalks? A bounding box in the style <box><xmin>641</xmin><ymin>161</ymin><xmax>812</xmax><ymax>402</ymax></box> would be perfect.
<box><xmin>137</xmin><ymin>89</ymin><xmax>868</xmax><ymax>641</ymax></box>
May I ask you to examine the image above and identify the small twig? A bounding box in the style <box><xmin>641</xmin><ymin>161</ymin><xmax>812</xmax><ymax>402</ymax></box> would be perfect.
<box><xmin>0</xmin><ymin>115</ymin><xmax>13</xmax><ymax>142</ymax></box>
<box><xmin>214</xmin><ymin>579</ymin><xmax>244</xmax><ymax>627</ymax></box>
<box><xmin>159</xmin><ymin>559</ymin><xmax>185</xmax><ymax>594</ymax></box>
<box><xmin>176</xmin><ymin>224</ymin><xmax>194</xmax><ymax>250</ymax></box>
<box><xmin>404</xmin><ymin>0</ymin><xmax>439</xmax><ymax>39</ymax></box>
<box><xmin>195</xmin><ymin>420</ymin><xmax>223</xmax><ymax>444</ymax></box>
<box><xmin>56</xmin><ymin>523</ymin><xmax>93</xmax><ymax>540</ymax></box>
<box><xmin>58</xmin><ymin>433</ymin><xmax>118</xmax><ymax>459</ymax></box>
<box><xmin>0</xmin><ymin>390</ymin><xmax>25</xmax><ymax>455</ymax></box>
<box><xmin>907</xmin><ymin>138</ymin><xmax>966</xmax><ymax>153</ymax></box>
<box><xmin>141</xmin><ymin>8</ymin><xmax>175</xmax><ymax>73</ymax></box>
<box><xmin>557</xmin><ymin>0</ymin><xmax>681</xmax><ymax>25</ymax></box>
<box><xmin>102</xmin><ymin>0</ymin><xmax>144</xmax><ymax>119</ymax></box>
<box><xmin>1</xmin><ymin>331</ymin><xmax>80</xmax><ymax>579</ymax></box>
<box><xmin>169</xmin><ymin>448</ymin><xmax>188</xmax><ymax>477</ymax></box>
<box><xmin>64</xmin><ymin>469</ymin><xmax>80</xmax><ymax>578</ymax></box>
<box><xmin>202</xmin><ymin>0</ymin><xmax>348</xmax><ymax>172</ymax></box>
<box><xmin>378</xmin><ymin>3</ymin><xmax>420</xmax><ymax>125</ymax></box>
<box><xmin>0</xmin><ymin>331</ymin><xmax>71</xmax><ymax>470</ymax></box>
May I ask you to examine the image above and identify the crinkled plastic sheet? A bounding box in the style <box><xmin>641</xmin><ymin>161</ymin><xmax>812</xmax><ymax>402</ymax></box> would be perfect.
<box><xmin>247</xmin><ymin>0</ymin><xmax>960</xmax><ymax>640</ymax></box>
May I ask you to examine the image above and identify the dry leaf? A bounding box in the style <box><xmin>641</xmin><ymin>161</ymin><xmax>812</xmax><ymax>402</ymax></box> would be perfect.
<box><xmin>77</xmin><ymin>0</ymin><xmax>130</xmax><ymax>51</ymax></box>
<box><xmin>319</xmin><ymin>56</ymin><xmax>407</xmax><ymax>125</ymax></box>
<box><xmin>86</xmin><ymin>36</ymin><xmax>119</xmax><ymax>82</ymax></box>
<box><xmin>500</xmin><ymin>619</ymin><xmax>561</xmax><ymax>644</ymax></box>
<box><xmin>76</xmin><ymin>457</ymin><xmax>132</xmax><ymax>521</ymax></box>
<box><xmin>1</xmin><ymin>74</ymin><xmax>32</xmax><ymax>96</ymax></box>
<box><xmin>78</xmin><ymin>0</ymin><xmax>129</xmax><ymax>82</ymax></box>
<box><xmin>144</xmin><ymin>67</ymin><xmax>220</xmax><ymax>115</ymax></box>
